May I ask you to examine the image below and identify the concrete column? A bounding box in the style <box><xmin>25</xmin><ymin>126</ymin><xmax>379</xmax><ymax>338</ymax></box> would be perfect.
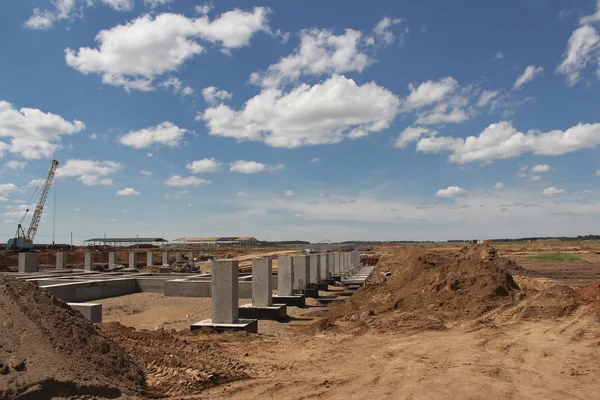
<box><xmin>146</xmin><ymin>252</ymin><xmax>154</xmax><ymax>267</ymax></box>
<box><xmin>188</xmin><ymin>251</ymin><xmax>194</xmax><ymax>262</ymax></box>
<box><xmin>319</xmin><ymin>253</ymin><xmax>329</xmax><ymax>279</ymax></box>
<box><xmin>162</xmin><ymin>251</ymin><xmax>169</xmax><ymax>266</ymax></box>
<box><xmin>175</xmin><ymin>252</ymin><xmax>183</xmax><ymax>262</ymax></box>
<box><xmin>18</xmin><ymin>252</ymin><xmax>37</xmax><ymax>273</ymax></box>
<box><xmin>277</xmin><ymin>256</ymin><xmax>294</xmax><ymax>296</ymax></box>
<box><xmin>309</xmin><ymin>254</ymin><xmax>320</xmax><ymax>284</ymax></box>
<box><xmin>211</xmin><ymin>260</ymin><xmax>239</xmax><ymax>324</ymax></box>
<box><xmin>292</xmin><ymin>255</ymin><xmax>310</xmax><ymax>293</ymax></box>
<box><xmin>129</xmin><ymin>252</ymin><xmax>137</xmax><ymax>269</ymax></box>
<box><xmin>56</xmin><ymin>252</ymin><xmax>67</xmax><ymax>269</ymax></box>
<box><xmin>252</xmin><ymin>258</ymin><xmax>272</xmax><ymax>307</ymax></box>
<box><xmin>325</xmin><ymin>253</ymin><xmax>333</xmax><ymax>278</ymax></box>
<box><xmin>84</xmin><ymin>252</ymin><xmax>94</xmax><ymax>271</ymax></box>
<box><xmin>108</xmin><ymin>252</ymin><xmax>117</xmax><ymax>268</ymax></box>
<box><xmin>333</xmin><ymin>253</ymin><xmax>341</xmax><ymax>275</ymax></box>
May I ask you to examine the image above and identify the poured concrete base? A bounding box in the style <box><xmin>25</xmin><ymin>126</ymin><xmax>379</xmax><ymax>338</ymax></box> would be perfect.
<box><xmin>190</xmin><ymin>319</ymin><xmax>258</xmax><ymax>333</ymax></box>
<box><xmin>316</xmin><ymin>282</ymin><xmax>329</xmax><ymax>291</ymax></box>
<box><xmin>303</xmin><ymin>287</ymin><xmax>319</xmax><ymax>298</ymax></box>
<box><xmin>68</xmin><ymin>302</ymin><xmax>102</xmax><ymax>323</ymax></box>
<box><xmin>272</xmin><ymin>294</ymin><xmax>306</xmax><ymax>308</ymax></box>
<box><xmin>239</xmin><ymin>304</ymin><xmax>288</xmax><ymax>321</ymax></box>
<box><xmin>316</xmin><ymin>297</ymin><xmax>336</xmax><ymax>305</ymax></box>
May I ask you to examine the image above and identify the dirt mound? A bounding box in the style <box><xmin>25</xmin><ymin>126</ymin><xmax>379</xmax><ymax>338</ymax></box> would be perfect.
<box><xmin>0</xmin><ymin>276</ymin><xmax>145</xmax><ymax>399</ymax></box>
<box><xmin>311</xmin><ymin>245</ymin><xmax>523</xmax><ymax>332</ymax></box>
<box><xmin>511</xmin><ymin>284</ymin><xmax>581</xmax><ymax>320</ymax></box>
<box><xmin>99</xmin><ymin>323</ymin><xmax>250</xmax><ymax>397</ymax></box>
<box><xmin>575</xmin><ymin>281</ymin><xmax>600</xmax><ymax>304</ymax></box>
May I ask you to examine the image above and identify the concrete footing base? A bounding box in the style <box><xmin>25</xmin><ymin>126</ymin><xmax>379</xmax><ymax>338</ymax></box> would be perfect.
<box><xmin>316</xmin><ymin>297</ymin><xmax>336</xmax><ymax>305</ymax></box>
<box><xmin>190</xmin><ymin>319</ymin><xmax>258</xmax><ymax>333</ymax></box>
<box><xmin>302</xmin><ymin>287</ymin><xmax>319</xmax><ymax>298</ymax></box>
<box><xmin>272</xmin><ymin>295</ymin><xmax>306</xmax><ymax>308</ymax></box>
<box><xmin>239</xmin><ymin>304</ymin><xmax>288</xmax><ymax>321</ymax></box>
<box><xmin>325</xmin><ymin>278</ymin><xmax>337</xmax><ymax>286</ymax></box>
<box><xmin>337</xmin><ymin>291</ymin><xmax>354</xmax><ymax>296</ymax></box>
<box><xmin>316</xmin><ymin>282</ymin><xmax>329</xmax><ymax>291</ymax></box>
<box><xmin>68</xmin><ymin>302</ymin><xmax>102</xmax><ymax>323</ymax></box>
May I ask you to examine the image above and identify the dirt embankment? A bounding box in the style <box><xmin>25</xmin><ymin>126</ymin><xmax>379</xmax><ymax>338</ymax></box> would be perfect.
<box><xmin>0</xmin><ymin>276</ymin><xmax>145</xmax><ymax>399</ymax></box>
<box><xmin>311</xmin><ymin>245</ymin><xmax>585</xmax><ymax>333</ymax></box>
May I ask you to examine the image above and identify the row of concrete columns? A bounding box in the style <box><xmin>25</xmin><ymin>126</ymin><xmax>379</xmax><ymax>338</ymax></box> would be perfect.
<box><xmin>14</xmin><ymin>250</ymin><xmax>198</xmax><ymax>272</ymax></box>
<box><xmin>208</xmin><ymin>251</ymin><xmax>362</xmax><ymax>325</ymax></box>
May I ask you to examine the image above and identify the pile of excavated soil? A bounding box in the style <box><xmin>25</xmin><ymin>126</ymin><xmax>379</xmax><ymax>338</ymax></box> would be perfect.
<box><xmin>310</xmin><ymin>245</ymin><xmax>588</xmax><ymax>333</ymax></box>
<box><xmin>311</xmin><ymin>245</ymin><xmax>523</xmax><ymax>332</ymax></box>
<box><xmin>0</xmin><ymin>276</ymin><xmax>145</xmax><ymax>399</ymax></box>
<box><xmin>99</xmin><ymin>323</ymin><xmax>251</xmax><ymax>397</ymax></box>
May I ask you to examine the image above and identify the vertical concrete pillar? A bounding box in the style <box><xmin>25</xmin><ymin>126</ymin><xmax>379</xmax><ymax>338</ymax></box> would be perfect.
<box><xmin>319</xmin><ymin>253</ymin><xmax>329</xmax><ymax>280</ymax></box>
<box><xmin>252</xmin><ymin>258</ymin><xmax>272</xmax><ymax>307</ymax></box>
<box><xmin>129</xmin><ymin>252</ymin><xmax>137</xmax><ymax>269</ymax></box>
<box><xmin>56</xmin><ymin>252</ymin><xmax>67</xmax><ymax>269</ymax></box>
<box><xmin>333</xmin><ymin>253</ymin><xmax>341</xmax><ymax>275</ymax></box>
<box><xmin>292</xmin><ymin>255</ymin><xmax>310</xmax><ymax>293</ymax></box>
<box><xmin>162</xmin><ymin>251</ymin><xmax>169</xmax><ymax>266</ymax></box>
<box><xmin>325</xmin><ymin>253</ymin><xmax>333</xmax><ymax>278</ymax></box>
<box><xmin>277</xmin><ymin>256</ymin><xmax>294</xmax><ymax>296</ymax></box>
<box><xmin>175</xmin><ymin>252</ymin><xmax>183</xmax><ymax>262</ymax></box>
<box><xmin>18</xmin><ymin>252</ymin><xmax>37</xmax><ymax>273</ymax></box>
<box><xmin>187</xmin><ymin>251</ymin><xmax>194</xmax><ymax>262</ymax></box>
<box><xmin>84</xmin><ymin>252</ymin><xmax>94</xmax><ymax>271</ymax></box>
<box><xmin>146</xmin><ymin>252</ymin><xmax>154</xmax><ymax>267</ymax></box>
<box><xmin>309</xmin><ymin>254</ymin><xmax>320</xmax><ymax>284</ymax></box>
<box><xmin>108</xmin><ymin>252</ymin><xmax>117</xmax><ymax>268</ymax></box>
<box><xmin>211</xmin><ymin>260</ymin><xmax>239</xmax><ymax>324</ymax></box>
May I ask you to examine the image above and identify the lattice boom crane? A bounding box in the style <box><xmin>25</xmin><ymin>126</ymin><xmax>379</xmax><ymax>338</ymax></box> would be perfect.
<box><xmin>7</xmin><ymin>159</ymin><xmax>59</xmax><ymax>251</ymax></box>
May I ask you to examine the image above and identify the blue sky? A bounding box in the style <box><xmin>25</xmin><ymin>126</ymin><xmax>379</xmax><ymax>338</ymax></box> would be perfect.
<box><xmin>1</xmin><ymin>0</ymin><xmax>600</xmax><ymax>243</ymax></box>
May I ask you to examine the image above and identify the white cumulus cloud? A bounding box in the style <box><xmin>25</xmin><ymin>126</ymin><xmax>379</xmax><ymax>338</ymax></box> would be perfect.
<box><xmin>165</xmin><ymin>175</ymin><xmax>211</xmax><ymax>187</ymax></box>
<box><xmin>186</xmin><ymin>158</ymin><xmax>222</xmax><ymax>173</ymax></box>
<box><xmin>404</xmin><ymin>77</ymin><xmax>459</xmax><ymax>110</ymax></box>
<box><xmin>0</xmin><ymin>183</ymin><xmax>20</xmax><ymax>196</ymax></box>
<box><xmin>477</xmin><ymin>90</ymin><xmax>500</xmax><ymax>107</ymax></box>
<box><xmin>119</xmin><ymin>122</ymin><xmax>188</xmax><ymax>149</ymax></box>
<box><xmin>65</xmin><ymin>8</ymin><xmax>270</xmax><ymax>91</ymax></box>
<box><xmin>229</xmin><ymin>160</ymin><xmax>284</xmax><ymax>174</ymax></box>
<box><xmin>250</xmin><ymin>28</ymin><xmax>369</xmax><ymax>88</ymax></box>
<box><xmin>117</xmin><ymin>188</ymin><xmax>140</xmax><ymax>196</ymax></box>
<box><xmin>4</xmin><ymin>161</ymin><xmax>28</xmax><ymax>170</ymax></box>
<box><xmin>57</xmin><ymin>159</ymin><xmax>122</xmax><ymax>186</ymax></box>
<box><xmin>436</xmin><ymin>186</ymin><xmax>468</xmax><ymax>198</ymax></box>
<box><xmin>0</xmin><ymin>100</ymin><xmax>85</xmax><ymax>159</ymax></box>
<box><xmin>393</xmin><ymin>126</ymin><xmax>436</xmax><ymax>148</ymax></box>
<box><xmin>284</xmin><ymin>190</ymin><xmax>294</xmax><ymax>197</ymax></box>
<box><xmin>201</xmin><ymin>75</ymin><xmax>400</xmax><ymax>148</ymax></box>
<box><xmin>513</xmin><ymin>65</ymin><xmax>544</xmax><ymax>90</ymax></box>
<box><xmin>416</xmin><ymin>120</ymin><xmax>600</xmax><ymax>164</ymax></box>
<box><xmin>531</xmin><ymin>164</ymin><xmax>551</xmax><ymax>173</ymax></box>
<box><xmin>202</xmin><ymin>86</ymin><xmax>232</xmax><ymax>104</ymax></box>
<box><xmin>542</xmin><ymin>187</ymin><xmax>565</xmax><ymax>197</ymax></box>
<box><xmin>494</xmin><ymin>182</ymin><xmax>504</xmax><ymax>189</ymax></box>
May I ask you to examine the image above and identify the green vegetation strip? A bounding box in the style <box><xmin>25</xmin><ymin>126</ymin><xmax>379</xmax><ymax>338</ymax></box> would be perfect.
<box><xmin>529</xmin><ymin>253</ymin><xmax>582</xmax><ymax>262</ymax></box>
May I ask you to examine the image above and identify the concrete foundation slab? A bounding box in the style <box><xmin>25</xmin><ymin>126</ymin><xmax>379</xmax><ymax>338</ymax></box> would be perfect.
<box><xmin>18</xmin><ymin>252</ymin><xmax>38</xmax><ymax>273</ymax></box>
<box><xmin>303</xmin><ymin>286</ymin><xmax>319</xmax><ymax>298</ymax></box>
<box><xmin>68</xmin><ymin>302</ymin><xmax>102</xmax><ymax>323</ymax></box>
<box><xmin>316</xmin><ymin>282</ymin><xmax>328</xmax><ymax>291</ymax></box>
<box><xmin>272</xmin><ymin>294</ymin><xmax>306</xmax><ymax>308</ymax></box>
<box><xmin>239</xmin><ymin>304</ymin><xmax>288</xmax><ymax>321</ymax></box>
<box><xmin>190</xmin><ymin>319</ymin><xmax>258</xmax><ymax>333</ymax></box>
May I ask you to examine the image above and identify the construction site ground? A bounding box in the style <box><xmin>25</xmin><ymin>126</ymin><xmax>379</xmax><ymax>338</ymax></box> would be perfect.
<box><xmin>2</xmin><ymin>241</ymin><xmax>600</xmax><ymax>399</ymax></box>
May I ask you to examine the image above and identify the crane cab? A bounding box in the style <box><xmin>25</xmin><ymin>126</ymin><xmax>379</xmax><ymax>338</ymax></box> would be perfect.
<box><xmin>7</xmin><ymin>237</ymin><xmax>34</xmax><ymax>251</ymax></box>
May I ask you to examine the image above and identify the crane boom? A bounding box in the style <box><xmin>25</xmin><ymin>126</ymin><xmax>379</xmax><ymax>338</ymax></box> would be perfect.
<box><xmin>26</xmin><ymin>160</ymin><xmax>59</xmax><ymax>241</ymax></box>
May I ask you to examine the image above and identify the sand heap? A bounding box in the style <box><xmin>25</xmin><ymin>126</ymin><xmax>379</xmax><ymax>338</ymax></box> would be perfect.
<box><xmin>312</xmin><ymin>245</ymin><xmax>524</xmax><ymax>332</ymax></box>
<box><xmin>0</xmin><ymin>276</ymin><xmax>145</xmax><ymax>399</ymax></box>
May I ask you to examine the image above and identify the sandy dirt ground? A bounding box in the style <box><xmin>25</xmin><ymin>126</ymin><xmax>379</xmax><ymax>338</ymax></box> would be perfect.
<box><xmin>41</xmin><ymin>241</ymin><xmax>600</xmax><ymax>399</ymax></box>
